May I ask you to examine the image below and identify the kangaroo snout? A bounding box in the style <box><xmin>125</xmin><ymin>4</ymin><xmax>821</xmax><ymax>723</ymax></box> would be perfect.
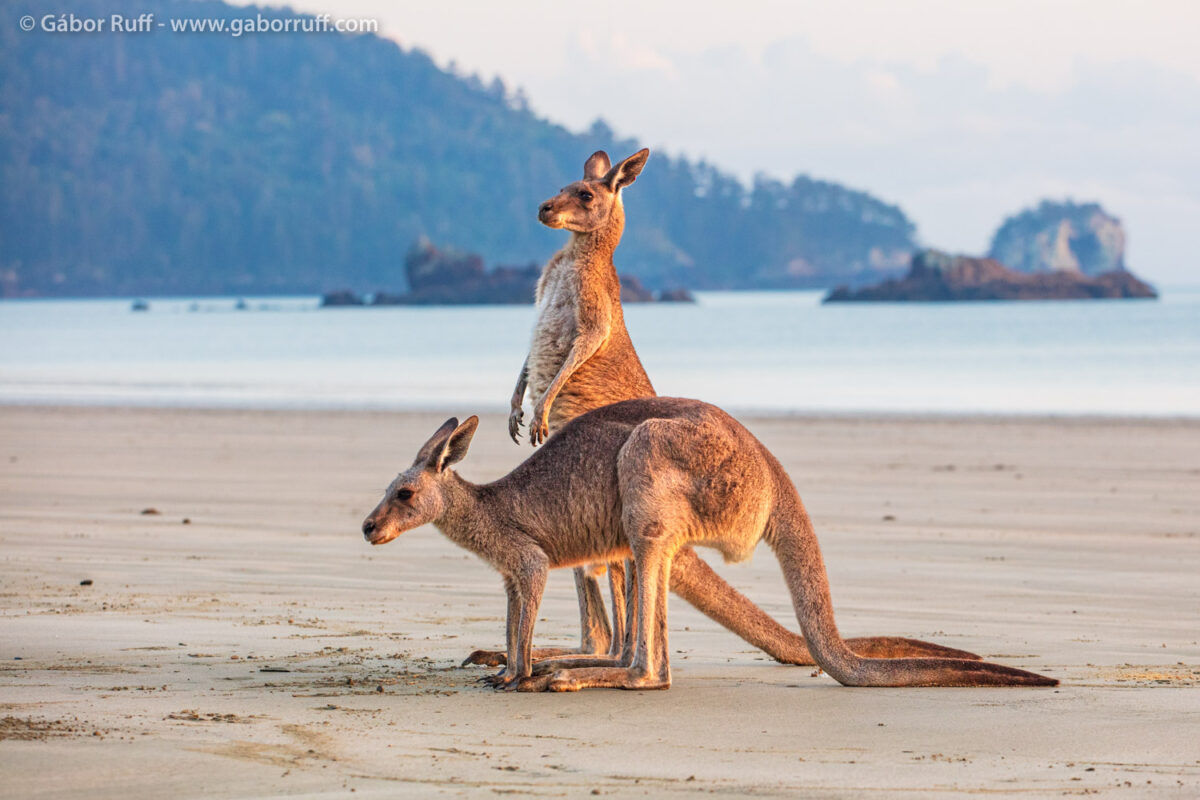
<box><xmin>538</xmin><ymin>201</ymin><xmax>559</xmax><ymax>226</ymax></box>
<box><xmin>362</xmin><ymin>515</ymin><xmax>393</xmax><ymax>546</ymax></box>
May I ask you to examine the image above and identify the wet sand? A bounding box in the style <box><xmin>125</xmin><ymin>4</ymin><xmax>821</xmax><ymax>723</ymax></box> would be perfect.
<box><xmin>1</xmin><ymin>405</ymin><xmax>1198</xmax><ymax>798</ymax></box>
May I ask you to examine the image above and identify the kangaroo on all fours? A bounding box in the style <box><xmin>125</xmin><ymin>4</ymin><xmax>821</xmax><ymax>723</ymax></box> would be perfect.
<box><xmin>467</xmin><ymin>148</ymin><xmax>976</xmax><ymax>669</ymax></box>
<box><xmin>361</xmin><ymin>398</ymin><xmax>1057</xmax><ymax>691</ymax></box>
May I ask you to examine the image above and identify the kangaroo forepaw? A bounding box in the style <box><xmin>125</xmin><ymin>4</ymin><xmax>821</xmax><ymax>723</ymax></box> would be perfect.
<box><xmin>508</xmin><ymin>409</ymin><xmax>523</xmax><ymax>443</ymax></box>
<box><xmin>529</xmin><ymin>414</ymin><xmax>549</xmax><ymax>446</ymax></box>
<box><xmin>462</xmin><ymin>649</ymin><xmax>507</xmax><ymax>667</ymax></box>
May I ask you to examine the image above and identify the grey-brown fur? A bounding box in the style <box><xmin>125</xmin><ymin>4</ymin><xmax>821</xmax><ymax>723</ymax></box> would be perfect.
<box><xmin>362</xmin><ymin>398</ymin><xmax>1058</xmax><ymax>691</ymax></box>
<box><xmin>478</xmin><ymin>149</ymin><xmax>978</xmax><ymax>669</ymax></box>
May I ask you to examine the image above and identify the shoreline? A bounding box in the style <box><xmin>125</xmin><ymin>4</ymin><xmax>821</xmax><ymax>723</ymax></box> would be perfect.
<box><xmin>3</xmin><ymin>398</ymin><xmax>1199</xmax><ymax>426</ymax></box>
<box><xmin>5</xmin><ymin>289</ymin><xmax>1198</xmax><ymax>422</ymax></box>
<box><xmin>2</xmin><ymin>404</ymin><xmax>1198</xmax><ymax>798</ymax></box>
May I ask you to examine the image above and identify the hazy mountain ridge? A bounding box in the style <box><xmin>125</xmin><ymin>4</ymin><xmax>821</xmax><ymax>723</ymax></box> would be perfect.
<box><xmin>1</xmin><ymin>0</ymin><xmax>918</xmax><ymax>297</ymax></box>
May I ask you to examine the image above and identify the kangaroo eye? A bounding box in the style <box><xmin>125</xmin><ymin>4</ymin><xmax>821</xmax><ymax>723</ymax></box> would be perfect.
<box><xmin>579</xmin><ymin>191</ymin><xmax>593</xmax><ymax>202</ymax></box>
<box><xmin>396</xmin><ymin>488</ymin><xmax>413</xmax><ymax>501</ymax></box>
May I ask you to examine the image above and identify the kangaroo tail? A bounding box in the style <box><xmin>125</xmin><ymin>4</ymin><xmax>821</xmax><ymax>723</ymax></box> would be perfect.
<box><xmin>765</xmin><ymin>505</ymin><xmax>1057</xmax><ymax>688</ymax></box>
<box><xmin>670</xmin><ymin>546</ymin><xmax>818</xmax><ymax>665</ymax></box>
<box><xmin>671</xmin><ymin>547</ymin><xmax>984</xmax><ymax>665</ymax></box>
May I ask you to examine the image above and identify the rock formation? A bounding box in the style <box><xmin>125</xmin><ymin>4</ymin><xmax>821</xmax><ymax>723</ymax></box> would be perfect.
<box><xmin>823</xmin><ymin>249</ymin><xmax>1157</xmax><ymax>303</ymax></box>
<box><xmin>321</xmin><ymin>239</ymin><xmax>695</xmax><ymax>307</ymax></box>
<box><xmin>988</xmin><ymin>201</ymin><xmax>1126</xmax><ymax>275</ymax></box>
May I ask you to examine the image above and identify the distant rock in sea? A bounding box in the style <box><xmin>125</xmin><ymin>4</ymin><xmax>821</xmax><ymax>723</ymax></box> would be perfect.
<box><xmin>320</xmin><ymin>289</ymin><xmax>365</xmax><ymax>307</ymax></box>
<box><xmin>656</xmin><ymin>287</ymin><xmax>697</xmax><ymax>303</ymax></box>
<box><xmin>322</xmin><ymin>238</ymin><xmax>695</xmax><ymax>307</ymax></box>
<box><xmin>823</xmin><ymin>249</ymin><xmax>1157</xmax><ymax>303</ymax></box>
<box><xmin>619</xmin><ymin>273</ymin><xmax>696</xmax><ymax>302</ymax></box>
<box><xmin>618</xmin><ymin>275</ymin><xmax>695</xmax><ymax>303</ymax></box>
<box><xmin>619</xmin><ymin>274</ymin><xmax>655</xmax><ymax>303</ymax></box>
<box><xmin>369</xmin><ymin>238</ymin><xmax>542</xmax><ymax>305</ymax></box>
<box><xmin>988</xmin><ymin>200</ymin><xmax>1126</xmax><ymax>276</ymax></box>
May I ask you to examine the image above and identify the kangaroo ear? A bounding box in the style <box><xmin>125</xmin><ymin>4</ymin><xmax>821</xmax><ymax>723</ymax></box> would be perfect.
<box><xmin>416</xmin><ymin>417</ymin><xmax>459</xmax><ymax>469</ymax></box>
<box><xmin>438</xmin><ymin>416</ymin><xmax>479</xmax><ymax>471</ymax></box>
<box><xmin>602</xmin><ymin>148</ymin><xmax>649</xmax><ymax>191</ymax></box>
<box><xmin>583</xmin><ymin>151</ymin><xmax>611</xmax><ymax>181</ymax></box>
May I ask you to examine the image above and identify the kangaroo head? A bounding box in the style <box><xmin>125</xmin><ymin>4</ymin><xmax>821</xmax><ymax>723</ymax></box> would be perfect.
<box><xmin>361</xmin><ymin>416</ymin><xmax>479</xmax><ymax>546</ymax></box>
<box><xmin>537</xmin><ymin>148</ymin><xmax>650</xmax><ymax>232</ymax></box>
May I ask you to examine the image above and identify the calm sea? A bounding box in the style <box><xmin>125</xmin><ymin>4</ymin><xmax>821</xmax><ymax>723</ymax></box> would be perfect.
<box><xmin>1</xmin><ymin>290</ymin><xmax>1197</xmax><ymax>417</ymax></box>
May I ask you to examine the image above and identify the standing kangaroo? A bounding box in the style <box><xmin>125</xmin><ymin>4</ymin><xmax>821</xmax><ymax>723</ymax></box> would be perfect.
<box><xmin>362</xmin><ymin>399</ymin><xmax>1057</xmax><ymax>691</ymax></box>
<box><xmin>465</xmin><ymin>149</ymin><xmax>976</xmax><ymax>668</ymax></box>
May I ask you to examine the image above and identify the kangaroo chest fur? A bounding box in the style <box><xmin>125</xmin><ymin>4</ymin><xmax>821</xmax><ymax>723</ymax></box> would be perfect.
<box><xmin>525</xmin><ymin>250</ymin><xmax>655</xmax><ymax>432</ymax></box>
<box><xmin>526</xmin><ymin>253</ymin><xmax>580</xmax><ymax>409</ymax></box>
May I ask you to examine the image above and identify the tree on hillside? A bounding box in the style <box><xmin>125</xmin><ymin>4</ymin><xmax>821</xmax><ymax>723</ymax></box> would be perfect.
<box><xmin>0</xmin><ymin>0</ymin><xmax>918</xmax><ymax>297</ymax></box>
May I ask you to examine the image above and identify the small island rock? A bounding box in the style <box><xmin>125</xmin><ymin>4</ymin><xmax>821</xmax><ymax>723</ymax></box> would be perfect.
<box><xmin>323</xmin><ymin>239</ymin><xmax>695</xmax><ymax>306</ymax></box>
<box><xmin>824</xmin><ymin>249</ymin><xmax>1156</xmax><ymax>303</ymax></box>
<box><xmin>989</xmin><ymin>200</ymin><xmax>1126</xmax><ymax>276</ymax></box>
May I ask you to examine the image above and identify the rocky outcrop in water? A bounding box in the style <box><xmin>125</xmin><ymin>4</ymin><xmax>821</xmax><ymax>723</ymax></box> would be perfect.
<box><xmin>988</xmin><ymin>201</ymin><xmax>1126</xmax><ymax>275</ymax></box>
<box><xmin>823</xmin><ymin>249</ymin><xmax>1157</xmax><ymax>303</ymax></box>
<box><xmin>617</xmin><ymin>275</ymin><xmax>694</xmax><ymax>303</ymax></box>
<box><xmin>366</xmin><ymin>239</ymin><xmax>540</xmax><ymax>305</ymax></box>
<box><xmin>321</xmin><ymin>239</ymin><xmax>695</xmax><ymax>307</ymax></box>
<box><xmin>318</xmin><ymin>290</ymin><xmax>365</xmax><ymax>307</ymax></box>
<box><xmin>656</xmin><ymin>287</ymin><xmax>697</xmax><ymax>303</ymax></box>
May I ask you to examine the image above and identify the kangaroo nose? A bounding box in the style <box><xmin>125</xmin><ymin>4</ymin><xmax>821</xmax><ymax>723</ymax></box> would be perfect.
<box><xmin>362</xmin><ymin>518</ymin><xmax>376</xmax><ymax>537</ymax></box>
<box><xmin>539</xmin><ymin>202</ymin><xmax>553</xmax><ymax>215</ymax></box>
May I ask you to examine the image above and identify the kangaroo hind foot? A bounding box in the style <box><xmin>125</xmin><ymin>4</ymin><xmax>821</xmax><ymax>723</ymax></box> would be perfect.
<box><xmin>546</xmin><ymin>666</ymin><xmax>670</xmax><ymax>692</ymax></box>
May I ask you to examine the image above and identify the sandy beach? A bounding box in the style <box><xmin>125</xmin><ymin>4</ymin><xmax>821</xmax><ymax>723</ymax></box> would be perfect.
<box><xmin>1</xmin><ymin>404</ymin><xmax>1197</xmax><ymax>798</ymax></box>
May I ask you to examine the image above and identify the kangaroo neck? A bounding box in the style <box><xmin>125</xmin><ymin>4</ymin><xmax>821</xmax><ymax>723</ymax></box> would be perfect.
<box><xmin>432</xmin><ymin>473</ymin><xmax>496</xmax><ymax>559</ymax></box>
<box><xmin>565</xmin><ymin>201</ymin><xmax>624</xmax><ymax>275</ymax></box>
<box><xmin>434</xmin><ymin>473</ymin><xmax>551</xmax><ymax>567</ymax></box>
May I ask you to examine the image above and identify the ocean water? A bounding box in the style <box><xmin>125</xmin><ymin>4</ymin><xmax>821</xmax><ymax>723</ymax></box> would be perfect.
<box><xmin>1</xmin><ymin>289</ymin><xmax>1198</xmax><ymax>417</ymax></box>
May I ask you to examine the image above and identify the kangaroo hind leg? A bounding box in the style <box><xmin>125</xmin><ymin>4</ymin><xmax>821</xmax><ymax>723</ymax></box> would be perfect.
<box><xmin>547</xmin><ymin>538</ymin><xmax>672</xmax><ymax>692</ymax></box>
<box><xmin>548</xmin><ymin>435</ymin><xmax>686</xmax><ymax>693</ymax></box>
<box><xmin>462</xmin><ymin>564</ymin><xmax>612</xmax><ymax>667</ymax></box>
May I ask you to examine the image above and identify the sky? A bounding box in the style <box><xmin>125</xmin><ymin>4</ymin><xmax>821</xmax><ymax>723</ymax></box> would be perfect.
<box><xmin>235</xmin><ymin>0</ymin><xmax>1200</xmax><ymax>283</ymax></box>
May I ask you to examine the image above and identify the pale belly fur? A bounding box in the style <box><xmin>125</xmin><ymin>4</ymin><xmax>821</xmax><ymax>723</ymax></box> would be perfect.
<box><xmin>526</xmin><ymin>261</ymin><xmax>579</xmax><ymax>407</ymax></box>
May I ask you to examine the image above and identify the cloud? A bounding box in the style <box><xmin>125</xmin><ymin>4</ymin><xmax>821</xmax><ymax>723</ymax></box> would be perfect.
<box><xmin>514</xmin><ymin>35</ymin><xmax>1200</xmax><ymax>281</ymax></box>
<box><xmin>577</xmin><ymin>31</ymin><xmax>679</xmax><ymax>79</ymax></box>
